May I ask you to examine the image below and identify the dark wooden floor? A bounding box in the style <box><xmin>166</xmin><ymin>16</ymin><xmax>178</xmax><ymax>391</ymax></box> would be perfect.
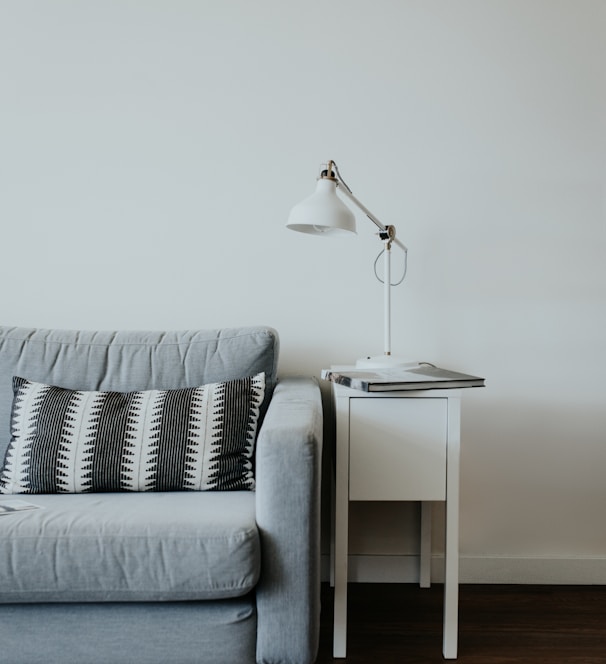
<box><xmin>316</xmin><ymin>583</ymin><xmax>606</xmax><ymax>663</ymax></box>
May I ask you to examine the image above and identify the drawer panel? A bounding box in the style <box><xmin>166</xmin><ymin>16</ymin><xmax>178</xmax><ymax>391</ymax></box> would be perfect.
<box><xmin>349</xmin><ymin>397</ymin><xmax>447</xmax><ymax>501</ymax></box>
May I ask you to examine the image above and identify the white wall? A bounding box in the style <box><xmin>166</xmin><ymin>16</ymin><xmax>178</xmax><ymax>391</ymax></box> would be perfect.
<box><xmin>1</xmin><ymin>0</ymin><xmax>605</xmax><ymax>582</ymax></box>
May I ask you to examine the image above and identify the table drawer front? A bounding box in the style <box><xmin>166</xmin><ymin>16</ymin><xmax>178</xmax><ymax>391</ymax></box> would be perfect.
<box><xmin>349</xmin><ymin>397</ymin><xmax>447</xmax><ymax>501</ymax></box>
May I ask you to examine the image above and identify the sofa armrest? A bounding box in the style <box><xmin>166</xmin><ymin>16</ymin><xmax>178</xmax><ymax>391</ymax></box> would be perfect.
<box><xmin>255</xmin><ymin>376</ymin><xmax>323</xmax><ymax>664</ymax></box>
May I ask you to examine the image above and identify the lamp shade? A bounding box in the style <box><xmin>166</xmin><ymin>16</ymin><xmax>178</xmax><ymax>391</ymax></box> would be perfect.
<box><xmin>286</xmin><ymin>178</ymin><xmax>356</xmax><ymax>235</ymax></box>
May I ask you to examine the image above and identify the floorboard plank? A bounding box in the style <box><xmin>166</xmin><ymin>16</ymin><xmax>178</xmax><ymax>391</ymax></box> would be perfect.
<box><xmin>316</xmin><ymin>583</ymin><xmax>606</xmax><ymax>663</ymax></box>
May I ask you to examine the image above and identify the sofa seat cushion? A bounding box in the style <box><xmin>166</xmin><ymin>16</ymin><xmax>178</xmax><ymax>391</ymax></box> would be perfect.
<box><xmin>0</xmin><ymin>491</ymin><xmax>259</xmax><ymax>603</ymax></box>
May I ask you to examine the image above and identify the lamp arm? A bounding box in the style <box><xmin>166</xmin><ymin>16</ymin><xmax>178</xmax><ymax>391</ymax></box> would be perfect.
<box><xmin>335</xmin><ymin>184</ymin><xmax>385</xmax><ymax>232</ymax></box>
<box><xmin>335</xmin><ymin>181</ymin><xmax>408</xmax><ymax>253</ymax></box>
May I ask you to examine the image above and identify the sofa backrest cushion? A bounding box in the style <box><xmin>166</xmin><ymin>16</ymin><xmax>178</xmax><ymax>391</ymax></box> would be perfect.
<box><xmin>0</xmin><ymin>326</ymin><xmax>279</xmax><ymax>463</ymax></box>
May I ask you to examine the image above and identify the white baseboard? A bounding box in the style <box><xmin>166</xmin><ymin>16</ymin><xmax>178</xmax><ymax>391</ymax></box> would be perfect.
<box><xmin>321</xmin><ymin>554</ymin><xmax>606</xmax><ymax>585</ymax></box>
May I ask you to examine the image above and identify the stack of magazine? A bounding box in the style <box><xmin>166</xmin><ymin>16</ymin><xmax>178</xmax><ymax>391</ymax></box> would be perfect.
<box><xmin>321</xmin><ymin>363</ymin><xmax>485</xmax><ymax>392</ymax></box>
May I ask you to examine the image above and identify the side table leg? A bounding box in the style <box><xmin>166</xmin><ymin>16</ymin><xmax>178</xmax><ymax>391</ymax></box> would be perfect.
<box><xmin>333</xmin><ymin>499</ymin><xmax>348</xmax><ymax>657</ymax></box>
<box><xmin>443</xmin><ymin>396</ymin><xmax>461</xmax><ymax>659</ymax></box>
<box><xmin>420</xmin><ymin>501</ymin><xmax>432</xmax><ymax>588</ymax></box>
<box><xmin>443</xmin><ymin>494</ymin><xmax>459</xmax><ymax>658</ymax></box>
<box><xmin>333</xmin><ymin>394</ymin><xmax>350</xmax><ymax>658</ymax></box>
<box><xmin>333</xmin><ymin>526</ymin><xmax>348</xmax><ymax>658</ymax></box>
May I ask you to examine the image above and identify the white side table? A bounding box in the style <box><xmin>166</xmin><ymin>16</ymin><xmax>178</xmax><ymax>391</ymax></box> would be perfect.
<box><xmin>331</xmin><ymin>380</ymin><xmax>462</xmax><ymax>659</ymax></box>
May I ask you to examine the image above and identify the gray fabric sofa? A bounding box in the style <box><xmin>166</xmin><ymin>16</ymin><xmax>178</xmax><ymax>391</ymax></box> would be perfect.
<box><xmin>0</xmin><ymin>325</ymin><xmax>323</xmax><ymax>664</ymax></box>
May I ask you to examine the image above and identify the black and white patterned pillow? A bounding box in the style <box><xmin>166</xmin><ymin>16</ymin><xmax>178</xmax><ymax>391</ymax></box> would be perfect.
<box><xmin>0</xmin><ymin>374</ymin><xmax>265</xmax><ymax>494</ymax></box>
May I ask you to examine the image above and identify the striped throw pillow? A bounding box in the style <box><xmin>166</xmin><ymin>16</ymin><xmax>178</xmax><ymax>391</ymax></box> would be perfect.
<box><xmin>0</xmin><ymin>374</ymin><xmax>264</xmax><ymax>494</ymax></box>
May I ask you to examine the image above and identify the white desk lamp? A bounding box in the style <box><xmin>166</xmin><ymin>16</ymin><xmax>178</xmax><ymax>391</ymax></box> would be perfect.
<box><xmin>287</xmin><ymin>160</ymin><xmax>410</xmax><ymax>368</ymax></box>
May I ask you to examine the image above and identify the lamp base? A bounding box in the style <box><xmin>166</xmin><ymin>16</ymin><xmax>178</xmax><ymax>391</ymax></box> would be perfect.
<box><xmin>355</xmin><ymin>354</ymin><xmax>418</xmax><ymax>369</ymax></box>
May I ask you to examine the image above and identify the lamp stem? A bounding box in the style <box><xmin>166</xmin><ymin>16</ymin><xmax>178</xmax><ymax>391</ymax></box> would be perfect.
<box><xmin>384</xmin><ymin>241</ymin><xmax>391</xmax><ymax>356</ymax></box>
